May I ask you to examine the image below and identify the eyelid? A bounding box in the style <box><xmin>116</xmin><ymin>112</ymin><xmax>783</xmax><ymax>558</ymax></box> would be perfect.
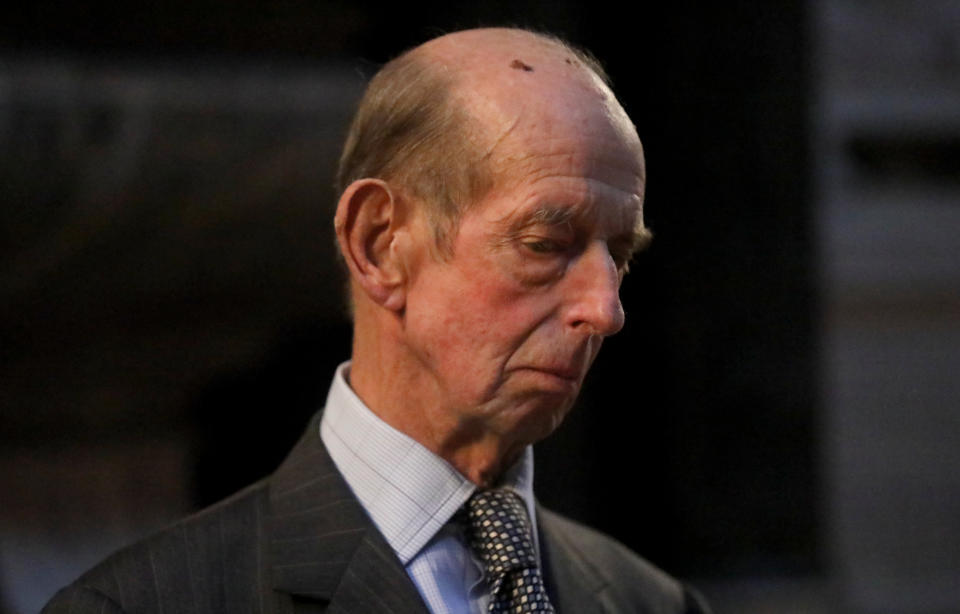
<box><xmin>514</xmin><ymin>218</ymin><xmax>574</xmax><ymax>243</ymax></box>
<box><xmin>611</xmin><ymin>243</ymin><xmax>633</xmax><ymax>264</ymax></box>
<box><xmin>607</xmin><ymin>239</ymin><xmax>638</xmax><ymax>272</ymax></box>
<box><xmin>521</xmin><ymin>236</ymin><xmax>569</xmax><ymax>254</ymax></box>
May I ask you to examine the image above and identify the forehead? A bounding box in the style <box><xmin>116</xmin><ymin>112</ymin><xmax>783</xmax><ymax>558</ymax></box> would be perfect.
<box><xmin>484</xmin><ymin>102</ymin><xmax>646</xmax><ymax>221</ymax></box>
<box><xmin>496</xmin><ymin>118</ymin><xmax>644</xmax><ymax>191</ymax></box>
<box><xmin>458</xmin><ymin>56</ymin><xmax>645</xmax><ymax>197</ymax></box>
<box><xmin>466</xmin><ymin>134</ymin><xmax>645</xmax><ymax>256</ymax></box>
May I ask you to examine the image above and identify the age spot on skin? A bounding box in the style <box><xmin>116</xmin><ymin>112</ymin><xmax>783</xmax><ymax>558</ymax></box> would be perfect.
<box><xmin>510</xmin><ymin>59</ymin><xmax>534</xmax><ymax>72</ymax></box>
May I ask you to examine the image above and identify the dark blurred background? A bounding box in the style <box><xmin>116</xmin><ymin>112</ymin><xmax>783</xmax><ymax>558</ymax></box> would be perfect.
<box><xmin>2</xmin><ymin>2</ymin><xmax>958</xmax><ymax>613</ymax></box>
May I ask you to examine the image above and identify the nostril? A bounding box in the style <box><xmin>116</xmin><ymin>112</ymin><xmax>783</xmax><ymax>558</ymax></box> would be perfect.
<box><xmin>568</xmin><ymin>295</ymin><xmax>624</xmax><ymax>337</ymax></box>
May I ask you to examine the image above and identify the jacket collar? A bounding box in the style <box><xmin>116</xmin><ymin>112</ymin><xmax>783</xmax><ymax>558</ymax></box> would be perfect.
<box><xmin>538</xmin><ymin>505</ymin><xmax>610</xmax><ymax>612</ymax></box>
<box><xmin>267</xmin><ymin>412</ymin><xmax>430</xmax><ymax>613</ymax></box>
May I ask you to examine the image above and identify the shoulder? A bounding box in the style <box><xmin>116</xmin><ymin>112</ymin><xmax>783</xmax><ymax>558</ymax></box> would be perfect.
<box><xmin>43</xmin><ymin>480</ymin><xmax>270</xmax><ymax>614</ymax></box>
<box><xmin>538</xmin><ymin>507</ymin><xmax>711</xmax><ymax>614</ymax></box>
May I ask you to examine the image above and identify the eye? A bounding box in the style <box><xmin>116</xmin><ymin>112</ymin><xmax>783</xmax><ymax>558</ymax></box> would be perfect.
<box><xmin>522</xmin><ymin>238</ymin><xmax>566</xmax><ymax>254</ymax></box>
<box><xmin>608</xmin><ymin>243</ymin><xmax>635</xmax><ymax>274</ymax></box>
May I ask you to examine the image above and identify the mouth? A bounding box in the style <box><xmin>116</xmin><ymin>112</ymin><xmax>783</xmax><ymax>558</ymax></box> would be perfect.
<box><xmin>505</xmin><ymin>344</ymin><xmax>596</xmax><ymax>396</ymax></box>
<box><xmin>510</xmin><ymin>365</ymin><xmax>584</xmax><ymax>393</ymax></box>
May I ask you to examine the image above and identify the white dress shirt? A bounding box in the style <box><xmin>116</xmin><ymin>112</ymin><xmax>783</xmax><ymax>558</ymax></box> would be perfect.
<box><xmin>319</xmin><ymin>362</ymin><xmax>539</xmax><ymax>614</ymax></box>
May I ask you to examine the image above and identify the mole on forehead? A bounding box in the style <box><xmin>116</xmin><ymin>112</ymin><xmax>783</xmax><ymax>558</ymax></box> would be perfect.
<box><xmin>510</xmin><ymin>58</ymin><xmax>534</xmax><ymax>72</ymax></box>
<box><xmin>507</xmin><ymin>53</ymin><xmax>582</xmax><ymax>73</ymax></box>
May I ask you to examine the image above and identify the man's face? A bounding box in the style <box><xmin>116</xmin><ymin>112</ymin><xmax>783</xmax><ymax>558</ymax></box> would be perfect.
<box><xmin>399</xmin><ymin>94</ymin><xmax>646</xmax><ymax>450</ymax></box>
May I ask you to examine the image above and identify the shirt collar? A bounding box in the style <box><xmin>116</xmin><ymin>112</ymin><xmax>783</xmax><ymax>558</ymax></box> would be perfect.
<box><xmin>319</xmin><ymin>362</ymin><xmax>537</xmax><ymax>563</ymax></box>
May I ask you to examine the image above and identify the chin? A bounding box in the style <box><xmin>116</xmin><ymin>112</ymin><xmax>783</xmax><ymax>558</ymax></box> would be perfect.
<box><xmin>503</xmin><ymin>393</ymin><xmax>576</xmax><ymax>444</ymax></box>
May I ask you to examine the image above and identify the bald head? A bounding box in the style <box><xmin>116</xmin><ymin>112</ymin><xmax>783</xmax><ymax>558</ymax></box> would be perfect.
<box><xmin>336</xmin><ymin>27</ymin><xmax>642</xmax><ymax>251</ymax></box>
<box><xmin>412</xmin><ymin>28</ymin><xmax>612</xmax><ymax>92</ymax></box>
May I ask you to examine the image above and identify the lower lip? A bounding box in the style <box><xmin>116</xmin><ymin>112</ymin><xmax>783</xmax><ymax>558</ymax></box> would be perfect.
<box><xmin>514</xmin><ymin>368</ymin><xmax>581</xmax><ymax>394</ymax></box>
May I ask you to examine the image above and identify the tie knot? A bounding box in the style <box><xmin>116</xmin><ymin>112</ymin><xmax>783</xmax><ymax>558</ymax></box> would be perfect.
<box><xmin>464</xmin><ymin>489</ymin><xmax>555</xmax><ymax>613</ymax></box>
<box><xmin>465</xmin><ymin>489</ymin><xmax>537</xmax><ymax>577</ymax></box>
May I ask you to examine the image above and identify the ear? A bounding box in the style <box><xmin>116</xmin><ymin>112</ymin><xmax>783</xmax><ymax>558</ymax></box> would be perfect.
<box><xmin>334</xmin><ymin>179</ymin><xmax>412</xmax><ymax>312</ymax></box>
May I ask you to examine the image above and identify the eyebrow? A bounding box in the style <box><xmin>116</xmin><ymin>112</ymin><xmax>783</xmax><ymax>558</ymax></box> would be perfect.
<box><xmin>504</xmin><ymin>205</ymin><xmax>577</xmax><ymax>234</ymax></box>
<box><xmin>497</xmin><ymin>204</ymin><xmax>652</xmax><ymax>255</ymax></box>
<box><xmin>630</xmin><ymin>224</ymin><xmax>653</xmax><ymax>253</ymax></box>
<box><xmin>489</xmin><ymin>205</ymin><xmax>573</xmax><ymax>247</ymax></box>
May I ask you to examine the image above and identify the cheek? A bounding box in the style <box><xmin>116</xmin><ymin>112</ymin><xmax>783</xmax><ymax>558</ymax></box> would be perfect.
<box><xmin>408</xmin><ymin>269</ymin><xmax>543</xmax><ymax>365</ymax></box>
<box><xmin>404</xmin><ymin>237</ymin><xmax>563</xmax><ymax>364</ymax></box>
<box><xmin>455</xmin><ymin>267</ymin><xmax>551</xmax><ymax>342</ymax></box>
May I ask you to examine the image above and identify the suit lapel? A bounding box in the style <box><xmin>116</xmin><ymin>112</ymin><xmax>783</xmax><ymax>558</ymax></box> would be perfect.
<box><xmin>538</xmin><ymin>506</ymin><xmax>610</xmax><ymax>613</ymax></box>
<box><xmin>267</xmin><ymin>413</ymin><xmax>429</xmax><ymax>614</ymax></box>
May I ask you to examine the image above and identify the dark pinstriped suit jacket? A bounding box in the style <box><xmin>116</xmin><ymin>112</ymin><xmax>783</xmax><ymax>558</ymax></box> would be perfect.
<box><xmin>43</xmin><ymin>412</ymin><xmax>710</xmax><ymax>614</ymax></box>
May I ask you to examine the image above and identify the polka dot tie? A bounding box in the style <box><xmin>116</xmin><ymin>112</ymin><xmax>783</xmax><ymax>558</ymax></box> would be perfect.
<box><xmin>465</xmin><ymin>489</ymin><xmax>556</xmax><ymax>614</ymax></box>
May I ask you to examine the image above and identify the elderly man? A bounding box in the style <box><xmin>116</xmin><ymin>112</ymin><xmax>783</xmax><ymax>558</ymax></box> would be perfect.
<box><xmin>44</xmin><ymin>28</ymin><xmax>709</xmax><ymax>614</ymax></box>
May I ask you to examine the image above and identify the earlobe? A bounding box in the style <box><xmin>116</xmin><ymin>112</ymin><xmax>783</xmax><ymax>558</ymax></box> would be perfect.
<box><xmin>334</xmin><ymin>179</ymin><xmax>409</xmax><ymax>312</ymax></box>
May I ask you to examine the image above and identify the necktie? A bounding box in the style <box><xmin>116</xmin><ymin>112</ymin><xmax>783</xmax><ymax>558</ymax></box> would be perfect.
<box><xmin>465</xmin><ymin>489</ymin><xmax>556</xmax><ymax>614</ymax></box>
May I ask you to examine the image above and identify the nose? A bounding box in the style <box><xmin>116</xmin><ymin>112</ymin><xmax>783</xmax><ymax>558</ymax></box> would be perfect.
<box><xmin>564</xmin><ymin>241</ymin><xmax>625</xmax><ymax>337</ymax></box>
